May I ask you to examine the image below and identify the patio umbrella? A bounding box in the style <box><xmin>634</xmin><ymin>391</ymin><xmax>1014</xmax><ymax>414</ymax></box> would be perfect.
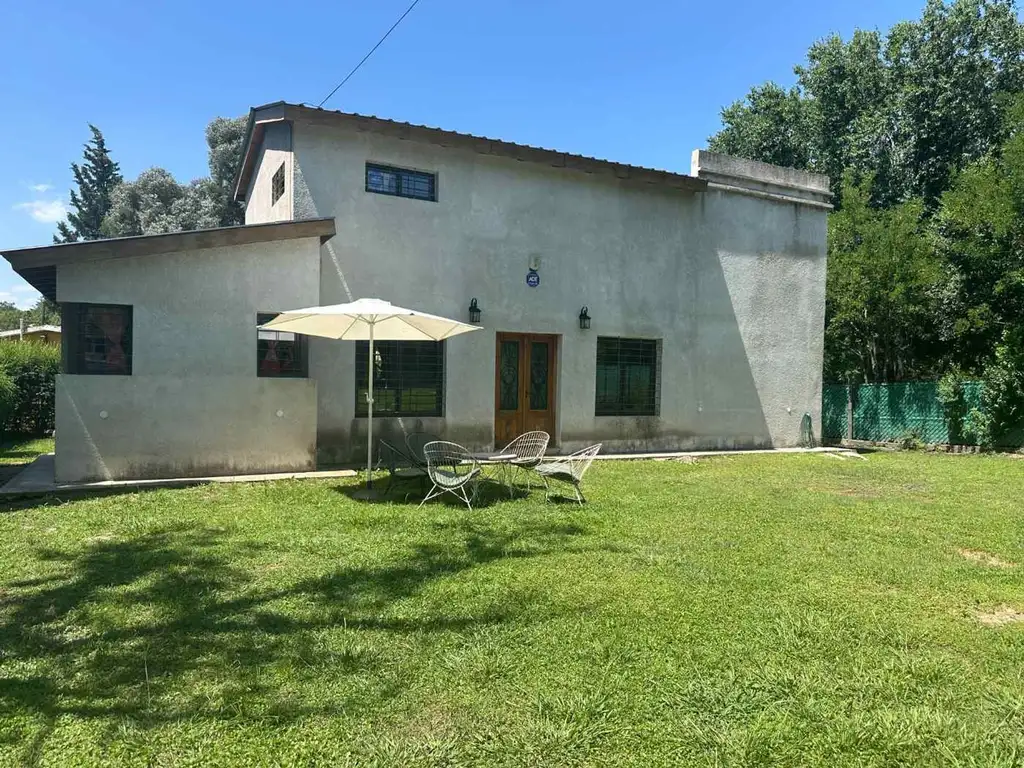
<box><xmin>260</xmin><ymin>298</ymin><xmax>482</xmax><ymax>495</ymax></box>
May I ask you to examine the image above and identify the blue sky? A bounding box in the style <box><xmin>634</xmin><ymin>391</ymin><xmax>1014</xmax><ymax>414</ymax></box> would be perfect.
<box><xmin>0</xmin><ymin>0</ymin><xmax>924</xmax><ymax>307</ymax></box>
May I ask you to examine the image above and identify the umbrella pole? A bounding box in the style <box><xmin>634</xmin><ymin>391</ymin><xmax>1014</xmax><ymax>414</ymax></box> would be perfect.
<box><xmin>366</xmin><ymin>322</ymin><xmax>374</xmax><ymax>489</ymax></box>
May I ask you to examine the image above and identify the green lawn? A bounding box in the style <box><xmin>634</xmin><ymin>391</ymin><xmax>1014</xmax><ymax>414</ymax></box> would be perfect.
<box><xmin>1</xmin><ymin>452</ymin><xmax>1023</xmax><ymax>766</ymax></box>
<box><xmin>0</xmin><ymin>437</ymin><xmax>53</xmax><ymax>466</ymax></box>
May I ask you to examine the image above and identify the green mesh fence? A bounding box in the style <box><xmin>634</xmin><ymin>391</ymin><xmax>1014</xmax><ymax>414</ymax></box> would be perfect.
<box><xmin>822</xmin><ymin>385</ymin><xmax>848</xmax><ymax>441</ymax></box>
<box><xmin>821</xmin><ymin>381</ymin><xmax>984</xmax><ymax>445</ymax></box>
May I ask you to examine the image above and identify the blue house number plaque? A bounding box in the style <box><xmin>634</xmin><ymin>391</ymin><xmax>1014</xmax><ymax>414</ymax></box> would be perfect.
<box><xmin>526</xmin><ymin>269</ymin><xmax>540</xmax><ymax>288</ymax></box>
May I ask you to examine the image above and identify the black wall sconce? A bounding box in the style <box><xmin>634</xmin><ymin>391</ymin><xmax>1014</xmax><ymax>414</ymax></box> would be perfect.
<box><xmin>468</xmin><ymin>298</ymin><xmax>482</xmax><ymax>324</ymax></box>
<box><xmin>579</xmin><ymin>306</ymin><xmax>591</xmax><ymax>330</ymax></box>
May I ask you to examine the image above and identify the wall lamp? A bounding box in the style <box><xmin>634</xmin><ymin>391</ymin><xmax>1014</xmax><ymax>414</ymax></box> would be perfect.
<box><xmin>468</xmin><ymin>298</ymin><xmax>482</xmax><ymax>324</ymax></box>
<box><xmin>579</xmin><ymin>306</ymin><xmax>591</xmax><ymax>330</ymax></box>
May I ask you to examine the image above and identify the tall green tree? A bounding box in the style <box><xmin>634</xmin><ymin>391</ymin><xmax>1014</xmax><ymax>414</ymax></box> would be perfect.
<box><xmin>708</xmin><ymin>83</ymin><xmax>812</xmax><ymax>170</ymax></box>
<box><xmin>0</xmin><ymin>303</ymin><xmax>25</xmax><ymax>333</ymax></box>
<box><xmin>54</xmin><ymin>125</ymin><xmax>122</xmax><ymax>243</ymax></box>
<box><xmin>825</xmin><ymin>173</ymin><xmax>942</xmax><ymax>381</ymax></box>
<box><xmin>709</xmin><ymin>0</ymin><xmax>1024</xmax><ymax>207</ymax></box>
<box><xmin>24</xmin><ymin>298</ymin><xmax>61</xmax><ymax>327</ymax></box>
<box><xmin>933</xmin><ymin>97</ymin><xmax>1024</xmax><ymax>373</ymax></box>
<box><xmin>103</xmin><ymin>116</ymin><xmax>247</xmax><ymax>237</ymax></box>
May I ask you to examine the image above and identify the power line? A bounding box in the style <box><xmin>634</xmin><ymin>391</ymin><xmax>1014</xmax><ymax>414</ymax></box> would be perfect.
<box><xmin>317</xmin><ymin>0</ymin><xmax>423</xmax><ymax>108</ymax></box>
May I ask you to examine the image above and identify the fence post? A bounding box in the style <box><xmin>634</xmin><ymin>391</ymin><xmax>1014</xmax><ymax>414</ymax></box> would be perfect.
<box><xmin>846</xmin><ymin>383</ymin><xmax>855</xmax><ymax>442</ymax></box>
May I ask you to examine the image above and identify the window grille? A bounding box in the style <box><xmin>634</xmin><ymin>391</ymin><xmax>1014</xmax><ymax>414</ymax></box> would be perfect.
<box><xmin>365</xmin><ymin>163</ymin><xmax>437</xmax><ymax>202</ymax></box>
<box><xmin>595</xmin><ymin>337</ymin><xmax>660</xmax><ymax>416</ymax></box>
<box><xmin>356</xmin><ymin>340</ymin><xmax>444</xmax><ymax>416</ymax></box>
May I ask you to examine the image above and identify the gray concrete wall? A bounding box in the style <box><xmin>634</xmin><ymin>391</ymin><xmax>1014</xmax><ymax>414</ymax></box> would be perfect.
<box><xmin>283</xmin><ymin>119</ymin><xmax>829</xmax><ymax>461</ymax></box>
<box><xmin>55</xmin><ymin>237</ymin><xmax>321</xmax><ymax>482</ymax></box>
<box><xmin>245</xmin><ymin>122</ymin><xmax>293</xmax><ymax>225</ymax></box>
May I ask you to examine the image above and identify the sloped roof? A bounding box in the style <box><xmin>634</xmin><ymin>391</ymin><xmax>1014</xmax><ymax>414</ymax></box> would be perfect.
<box><xmin>0</xmin><ymin>218</ymin><xmax>336</xmax><ymax>301</ymax></box>
<box><xmin>234</xmin><ymin>101</ymin><xmax>707</xmax><ymax>202</ymax></box>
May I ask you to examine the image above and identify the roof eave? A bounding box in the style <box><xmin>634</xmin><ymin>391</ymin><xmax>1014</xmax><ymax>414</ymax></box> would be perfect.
<box><xmin>233</xmin><ymin>102</ymin><xmax>291</xmax><ymax>202</ymax></box>
<box><xmin>2</xmin><ymin>218</ymin><xmax>336</xmax><ymax>300</ymax></box>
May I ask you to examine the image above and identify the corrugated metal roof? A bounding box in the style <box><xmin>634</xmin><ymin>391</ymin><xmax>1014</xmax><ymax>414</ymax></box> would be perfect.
<box><xmin>234</xmin><ymin>101</ymin><xmax>706</xmax><ymax>201</ymax></box>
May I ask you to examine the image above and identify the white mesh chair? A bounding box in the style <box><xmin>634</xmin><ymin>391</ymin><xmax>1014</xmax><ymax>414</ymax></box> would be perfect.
<box><xmin>500</xmin><ymin>431</ymin><xmax>550</xmax><ymax>492</ymax></box>
<box><xmin>534</xmin><ymin>444</ymin><xmax>603</xmax><ymax>505</ymax></box>
<box><xmin>419</xmin><ymin>441</ymin><xmax>482</xmax><ymax>510</ymax></box>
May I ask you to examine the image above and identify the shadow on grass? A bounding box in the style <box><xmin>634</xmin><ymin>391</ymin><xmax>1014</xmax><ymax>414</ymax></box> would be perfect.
<box><xmin>0</xmin><ymin>514</ymin><xmax>592</xmax><ymax>736</ymax></box>
<box><xmin>336</xmin><ymin>476</ymin><xmax>532</xmax><ymax>508</ymax></box>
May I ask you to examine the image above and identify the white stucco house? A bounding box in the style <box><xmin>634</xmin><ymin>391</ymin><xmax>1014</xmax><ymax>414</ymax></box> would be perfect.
<box><xmin>1</xmin><ymin>101</ymin><xmax>831</xmax><ymax>483</ymax></box>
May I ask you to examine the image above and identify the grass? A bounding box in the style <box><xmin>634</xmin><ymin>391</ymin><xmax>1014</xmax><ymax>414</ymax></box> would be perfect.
<box><xmin>0</xmin><ymin>437</ymin><xmax>53</xmax><ymax>466</ymax></box>
<box><xmin>1</xmin><ymin>452</ymin><xmax>1023</xmax><ymax>766</ymax></box>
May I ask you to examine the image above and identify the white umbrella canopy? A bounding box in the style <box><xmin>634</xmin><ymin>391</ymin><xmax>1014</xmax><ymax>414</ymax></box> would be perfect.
<box><xmin>261</xmin><ymin>298</ymin><xmax>479</xmax><ymax>341</ymax></box>
<box><xmin>261</xmin><ymin>298</ymin><xmax>482</xmax><ymax>495</ymax></box>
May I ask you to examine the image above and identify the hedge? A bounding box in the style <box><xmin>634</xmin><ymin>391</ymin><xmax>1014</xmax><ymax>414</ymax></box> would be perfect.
<box><xmin>0</xmin><ymin>342</ymin><xmax>60</xmax><ymax>436</ymax></box>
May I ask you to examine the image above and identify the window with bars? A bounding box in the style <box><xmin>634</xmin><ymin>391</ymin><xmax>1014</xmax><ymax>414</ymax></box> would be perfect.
<box><xmin>355</xmin><ymin>340</ymin><xmax>444</xmax><ymax>416</ymax></box>
<box><xmin>257</xmin><ymin>312</ymin><xmax>308</xmax><ymax>378</ymax></box>
<box><xmin>63</xmin><ymin>303</ymin><xmax>133</xmax><ymax>375</ymax></box>
<box><xmin>595</xmin><ymin>337</ymin><xmax>660</xmax><ymax>416</ymax></box>
<box><xmin>271</xmin><ymin>163</ymin><xmax>285</xmax><ymax>206</ymax></box>
<box><xmin>365</xmin><ymin>163</ymin><xmax>437</xmax><ymax>202</ymax></box>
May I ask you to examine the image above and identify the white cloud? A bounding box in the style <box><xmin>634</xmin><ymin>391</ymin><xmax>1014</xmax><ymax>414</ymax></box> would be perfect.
<box><xmin>28</xmin><ymin>183</ymin><xmax>52</xmax><ymax>193</ymax></box>
<box><xmin>0</xmin><ymin>290</ymin><xmax>40</xmax><ymax>309</ymax></box>
<box><xmin>13</xmin><ymin>199</ymin><xmax>67</xmax><ymax>223</ymax></box>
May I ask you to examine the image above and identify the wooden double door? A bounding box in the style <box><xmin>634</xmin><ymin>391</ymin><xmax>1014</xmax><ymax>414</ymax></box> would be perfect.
<box><xmin>494</xmin><ymin>333</ymin><xmax>557</xmax><ymax>448</ymax></box>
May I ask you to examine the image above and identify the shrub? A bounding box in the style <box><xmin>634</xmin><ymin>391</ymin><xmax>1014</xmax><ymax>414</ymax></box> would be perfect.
<box><xmin>937</xmin><ymin>370</ymin><xmax>982</xmax><ymax>445</ymax></box>
<box><xmin>0</xmin><ymin>342</ymin><xmax>60</xmax><ymax>436</ymax></box>
<box><xmin>0</xmin><ymin>371</ymin><xmax>17</xmax><ymax>435</ymax></box>
<box><xmin>971</xmin><ymin>328</ymin><xmax>1024</xmax><ymax>449</ymax></box>
<box><xmin>897</xmin><ymin>428</ymin><xmax>925</xmax><ymax>450</ymax></box>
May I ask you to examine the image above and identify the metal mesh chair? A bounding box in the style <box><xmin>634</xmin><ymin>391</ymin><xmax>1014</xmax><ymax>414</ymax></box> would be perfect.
<box><xmin>500</xmin><ymin>431</ymin><xmax>550</xmax><ymax>491</ymax></box>
<box><xmin>406</xmin><ymin>432</ymin><xmax>441</xmax><ymax>469</ymax></box>
<box><xmin>378</xmin><ymin>439</ymin><xmax>428</xmax><ymax>498</ymax></box>
<box><xmin>419</xmin><ymin>441</ymin><xmax>482</xmax><ymax>510</ymax></box>
<box><xmin>534</xmin><ymin>443</ymin><xmax>603</xmax><ymax>505</ymax></box>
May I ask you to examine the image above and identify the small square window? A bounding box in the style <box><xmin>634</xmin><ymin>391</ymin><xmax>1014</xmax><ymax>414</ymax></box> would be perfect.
<box><xmin>271</xmin><ymin>163</ymin><xmax>285</xmax><ymax>206</ymax></box>
<box><xmin>257</xmin><ymin>312</ymin><xmax>307</xmax><ymax>378</ymax></box>
<box><xmin>365</xmin><ymin>163</ymin><xmax>436</xmax><ymax>202</ymax></box>
<box><xmin>63</xmin><ymin>303</ymin><xmax>133</xmax><ymax>375</ymax></box>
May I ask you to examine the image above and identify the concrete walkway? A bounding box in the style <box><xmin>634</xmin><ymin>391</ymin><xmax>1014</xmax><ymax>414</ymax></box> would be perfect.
<box><xmin>0</xmin><ymin>447</ymin><xmax>855</xmax><ymax>499</ymax></box>
<box><xmin>0</xmin><ymin>454</ymin><xmax>358</xmax><ymax>498</ymax></box>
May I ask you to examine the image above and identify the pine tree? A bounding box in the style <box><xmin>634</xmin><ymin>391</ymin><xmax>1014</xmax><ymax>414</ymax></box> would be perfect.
<box><xmin>54</xmin><ymin>125</ymin><xmax>122</xmax><ymax>243</ymax></box>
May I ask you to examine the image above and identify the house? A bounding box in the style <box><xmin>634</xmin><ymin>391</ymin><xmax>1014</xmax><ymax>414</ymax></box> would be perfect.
<box><xmin>1</xmin><ymin>102</ymin><xmax>830</xmax><ymax>483</ymax></box>
<box><xmin>0</xmin><ymin>324</ymin><xmax>61</xmax><ymax>345</ymax></box>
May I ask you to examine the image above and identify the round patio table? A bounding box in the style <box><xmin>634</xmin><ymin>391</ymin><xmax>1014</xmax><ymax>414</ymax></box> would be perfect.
<box><xmin>470</xmin><ymin>452</ymin><xmax>518</xmax><ymax>497</ymax></box>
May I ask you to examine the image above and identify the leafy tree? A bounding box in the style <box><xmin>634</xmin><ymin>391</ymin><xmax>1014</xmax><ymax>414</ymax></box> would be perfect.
<box><xmin>0</xmin><ymin>303</ymin><xmax>24</xmax><ymax>332</ymax></box>
<box><xmin>824</xmin><ymin>173</ymin><xmax>942</xmax><ymax>381</ymax></box>
<box><xmin>933</xmin><ymin>96</ymin><xmax>1024</xmax><ymax>372</ymax></box>
<box><xmin>55</xmin><ymin>125</ymin><xmax>122</xmax><ymax>243</ymax></box>
<box><xmin>24</xmin><ymin>298</ymin><xmax>60</xmax><ymax>327</ymax></box>
<box><xmin>205</xmin><ymin>116</ymin><xmax>248</xmax><ymax>227</ymax></box>
<box><xmin>102</xmin><ymin>116</ymin><xmax>247</xmax><ymax>237</ymax></box>
<box><xmin>103</xmin><ymin>169</ymin><xmax>219</xmax><ymax>237</ymax></box>
<box><xmin>709</xmin><ymin>0</ymin><xmax>1024</xmax><ymax>207</ymax></box>
<box><xmin>968</xmin><ymin>328</ymin><xmax>1024</xmax><ymax>446</ymax></box>
<box><xmin>708</xmin><ymin>83</ymin><xmax>812</xmax><ymax>170</ymax></box>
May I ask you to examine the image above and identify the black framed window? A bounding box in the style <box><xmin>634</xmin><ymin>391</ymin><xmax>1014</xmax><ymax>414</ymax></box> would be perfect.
<box><xmin>355</xmin><ymin>341</ymin><xmax>444</xmax><ymax>416</ymax></box>
<box><xmin>365</xmin><ymin>163</ymin><xmax>437</xmax><ymax>202</ymax></box>
<box><xmin>595</xmin><ymin>337</ymin><xmax>660</xmax><ymax>416</ymax></box>
<box><xmin>271</xmin><ymin>163</ymin><xmax>285</xmax><ymax>206</ymax></box>
<box><xmin>257</xmin><ymin>313</ymin><xmax>308</xmax><ymax>378</ymax></box>
<box><xmin>63</xmin><ymin>303</ymin><xmax>133</xmax><ymax>375</ymax></box>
